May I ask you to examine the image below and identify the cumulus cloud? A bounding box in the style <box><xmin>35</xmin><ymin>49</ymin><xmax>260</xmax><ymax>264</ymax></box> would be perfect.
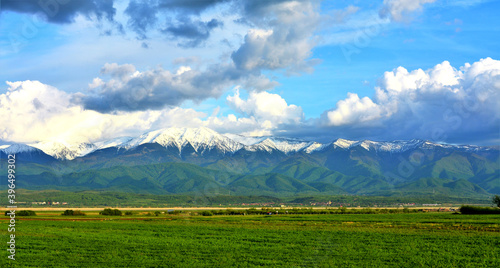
<box><xmin>227</xmin><ymin>89</ymin><xmax>304</xmax><ymax>125</ymax></box>
<box><xmin>322</xmin><ymin>58</ymin><xmax>500</xmax><ymax>144</ymax></box>
<box><xmin>76</xmin><ymin>61</ymin><xmax>284</xmax><ymax>113</ymax></box>
<box><xmin>325</xmin><ymin>93</ymin><xmax>382</xmax><ymax>126</ymax></box>
<box><xmin>107</xmin><ymin>1</ymin><xmax>321</xmax><ymax>111</ymax></box>
<box><xmin>0</xmin><ymin>80</ymin><xmax>207</xmax><ymax>144</ymax></box>
<box><xmin>205</xmin><ymin>114</ymin><xmax>275</xmax><ymax>137</ymax></box>
<box><xmin>0</xmin><ymin>79</ymin><xmax>304</xmax><ymax>143</ymax></box>
<box><xmin>1</xmin><ymin>0</ymin><xmax>116</xmax><ymax>24</ymax></box>
<box><xmin>200</xmin><ymin>89</ymin><xmax>305</xmax><ymax>137</ymax></box>
<box><xmin>123</xmin><ymin>0</ymin><xmax>322</xmax><ymax>70</ymax></box>
<box><xmin>2</xmin><ymin>58</ymin><xmax>498</xmax><ymax>145</ymax></box>
<box><xmin>232</xmin><ymin>0</ymin><xmax>321</xmax><ymax>74</ymax></box>
<box><xmin>74</xmin><ymin>63</ymin><xmax>229</xmax><ymax>112</ymax></box>
<box><xmin>379</xmin><ymin>0</ymin><xmax>436</xmax><ymax>22</ymax></box>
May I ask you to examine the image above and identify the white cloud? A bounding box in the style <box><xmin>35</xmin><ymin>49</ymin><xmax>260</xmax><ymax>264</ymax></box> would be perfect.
<box><xmin>75</xmin><ymin>63</ymin><xmax>237</xmax><ymax>112</ymax></box>
<box><xmin>0</xmin><ymin>80</ymin><xmax>206</xmax><ymax>144</ymax></box>
<box><xmin>76</xmin><ymin>57</ymin><xmax>284</xmax><ymax>112</ymax></box>
<box><xmin>325</xmin><ymin>93</ymin><xmax>382</xmax><ymax>126</ymax></box>
<box><xmin>380</xmin><ymin>0</ymin><xmax>436</xmax><ymax>22</ymax></box>
<box><xmin>200</xmin><ymin>89</ymin><xmax>306</xmax><ymax>137</ymax></box>
<box><xmin>0</xmin><ymin>79</ymin><xmax>305</xmax><ymax>143</ymax></box>
<box><xmin>1</xmin><ymin>58</ymin><xmax>498</xmax><ymax>145</ymax></box>
<box><xmin>322</xmin><ymin>58</ymin><xmax>500</xmax><ymax>143</ymax></box>
<box><xmin>227</xmin><ymin>89</ymin><xmax>304</xmax><ymax>125</ymax></box>
<box><xmin>231</xmin><ymin>0</ymin><xmax>321</xmax><ymax>74</ymax></box>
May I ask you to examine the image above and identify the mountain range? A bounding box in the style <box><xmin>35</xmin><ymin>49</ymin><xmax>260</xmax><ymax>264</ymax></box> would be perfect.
<box><xmin>1</xmin><ymin>127</ymin><xmax>498</xmax><ymax>197</ymax></box>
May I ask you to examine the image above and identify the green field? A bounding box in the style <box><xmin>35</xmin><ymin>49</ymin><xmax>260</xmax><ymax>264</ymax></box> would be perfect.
<box><xmin>1</xmin><ymin>212</ymin><xmax>499</xmax><ymax>267</ymax></box>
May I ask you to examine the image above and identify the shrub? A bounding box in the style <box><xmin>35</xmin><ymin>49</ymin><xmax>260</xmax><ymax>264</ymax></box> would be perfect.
<box><xmin>99</xmin><ymin>208</ymin><xmax>122</xmax><ymax>216</ymax></box>
<box><xmin>17</xmin><ymin>210</ymin><xmax>37</xmax><ymax>216</ymax></box>
<box><xmin>124</xmin><ymin>211</ymin><xmax>133</xmax><ymax>216</ymax></box>
<box><xmin>200</xmin><ymin>211</ymin><xmax>213</xmax><ymax>216</ymax></box>
<box><xmin>154</xmin><ymin>211</ymin><xmax>161</xmax><ymax>216</ymax></box>
<box><xmin>61</xmin><ymin>210</ymin><xmax>86</xmax><ymax>216</ymax></box>
<box><xmin>460</xmin><ymin>205</ymin><xmax>500</xmax><ymax>214</ymax></box>
<box><xmin>5</xmin><ymin>210</ymin><xmax>36</xmax><ymax>216</ymax></box>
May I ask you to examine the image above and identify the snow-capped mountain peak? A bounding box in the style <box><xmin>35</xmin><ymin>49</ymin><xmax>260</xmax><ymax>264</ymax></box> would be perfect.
<box><xmin>124</xmin><ymin>127</ymin><xmax>243</xmax><ymax>154</ymax></box>
<box><xmin>332</xmin><ymin>138</ymin><xmax>426</xmax><ymax>152</ymax></box>
<box><xmin>0</xmin><ymin>144</ymin><xmax>39</xmax><ymax>155</ymax></box>
<box><xmin>29</xmin><ymin>141</ymin><xmax>97</xmax><ymax>160</ymax></box>
<box><xmin>246</xmin><ymin>136</ymin><xmax>316</xmax><ymax>154</ymax></box>
<box><xmin>7</xmin><ymin>127</ymin><xmax>492</xmax><ymax>160</ymax></box>
<box><xmin>303</xmin><ymin>142</ymin><xmax>330</xmax><ymax>153</ymax></box>
<box><xmin>333</xmin><ymin>138</ymin><xmax>357</xmax><ymax>149</ymax></box>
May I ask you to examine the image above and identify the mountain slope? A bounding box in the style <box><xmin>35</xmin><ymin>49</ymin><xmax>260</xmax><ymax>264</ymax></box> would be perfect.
<box><xmin>3</xmin><ymin>127</ymin><xmax>498</xmax><ymax>197</ymax></box>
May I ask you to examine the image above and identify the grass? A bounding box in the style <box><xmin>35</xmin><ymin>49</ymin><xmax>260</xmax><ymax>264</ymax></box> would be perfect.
<box><xmin>1</xmin><ymin>212</ymin><xmax>499</xmax><ymax>267</ymax></box>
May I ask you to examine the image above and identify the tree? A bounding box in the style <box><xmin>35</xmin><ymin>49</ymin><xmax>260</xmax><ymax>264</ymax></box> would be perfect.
<box><xmin>493</xmin><ymin>195</ymin><xmax>500</xmax><ymax>208</ymax></box>
<box><xmin>62</xmin><ymin>210</ymin><xmax>85</xmax><ymax>216</ymax></box>
<box><xmin>100</xmin><ymin>208</ymin><xmax>122</xmax><ymax>216</ymax></box>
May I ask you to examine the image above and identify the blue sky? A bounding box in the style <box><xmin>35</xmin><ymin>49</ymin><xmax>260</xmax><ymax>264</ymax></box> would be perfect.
<box><xmin>0</xmin><ymin>0</ymin><xmax>499</xmax><ymax>145</ymax></box>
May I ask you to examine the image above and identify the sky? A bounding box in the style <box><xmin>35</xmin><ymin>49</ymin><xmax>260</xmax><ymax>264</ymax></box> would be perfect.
<box><xmin>0</xmin><ymin>0</ymin><xmax>499</xmax><ymax>145</ymax></box>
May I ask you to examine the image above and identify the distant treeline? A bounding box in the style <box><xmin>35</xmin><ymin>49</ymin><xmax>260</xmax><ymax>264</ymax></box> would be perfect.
<box><xmin>460</xmin><ymin>205</ymin><xmax>500</xmax><ymax>214</ymax></box>
<box><xmin>4</xmin><ymin>210</ymin><xmax>37</xmax><ymax>216</ymax></box>
<box><xmin>198</xmin><ymin>207</ymin><xmax>422</xmax><ymax>216</ymax></box>
<box><xmin>3</xmin><ymin>189</ymin><xmax>492</xmax><ymax>207</ymax></box>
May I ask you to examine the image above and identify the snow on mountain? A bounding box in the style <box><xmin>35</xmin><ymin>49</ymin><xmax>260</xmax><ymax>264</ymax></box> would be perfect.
<box><xmin>94</xmin><ymin>137</ymin><xmax>134</xmax><ymax>150</ymax></box>
<box><xmin>245</xmin><ymin>137</ymin><xmax>316</xmax><ymax>154</ymax></box>
<box><xmin>333</xmin><ymin>138</ymin><xmax>357</xmax><ymax>149</ymax></box>
<box><xmin>421</xmin><ymin>141</ymin><xmax>492</xmax><ymax>152</ymax></box>
<box><xmin>30</xmin><ymin>141</ymin><xmax>97</xmax><ymax>160</ymax></box>
<box><xmin>265</xmin><ymin>137</ymin><xmax>315</xmax><ymax>154</ymax></box>
<box><xmin>222</xmin><ymin>133</ymin><xmax>265</xmax><ymax>146</ymax></box>
<box><xmin>123</xmin><ymin>127</ymin><xmax>244</xmax><ymax>154</ymax></box>
<box><xmin>332</xmin><ymin>138</ymin><xmax>426</xmax><ymax>152</ymax></box>
<box><xmin>375</xmin><ymin>140</ymin><xmax>425</xmax><ymax>152</ymax></box>
<box><xmin>0</xmin><ymin>144</ymin><xmax>40</xmax><ymax>155</ymax></box>
<box><xmin>224</xmin><ymin>134</ymin><xmax>315</xmax><ymax>154</ymax></box>
<box><xmin>8</xmin><ymin>127</ymin><xmax>493</xmax><ymax>160</ymax></box>
<box><xmin>303</xmin><ymin>142</ymin><xmax>330</xmax><ymax>153</ymax></box>
<box><xmin>353</xmin><ymin>140</ymin><xmax>425</xmax><ymax>152</ymax></box>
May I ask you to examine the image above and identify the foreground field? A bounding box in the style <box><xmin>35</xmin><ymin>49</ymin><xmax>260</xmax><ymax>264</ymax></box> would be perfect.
<box><xmin>1</xmin><ymin>212</ymin><xmax>499</xmax><ymax>267</ymax></box>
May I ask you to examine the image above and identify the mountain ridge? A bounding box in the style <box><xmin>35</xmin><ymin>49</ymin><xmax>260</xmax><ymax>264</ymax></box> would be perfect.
<box><xmin>1</xmin><ymin>127</ymin><xmax>496</xmax><ymax>160</ymax></box>
<box><xmin>1</xmin><ymin>127</ymin><xmax>498</xmax><ymax>197</ymax></box>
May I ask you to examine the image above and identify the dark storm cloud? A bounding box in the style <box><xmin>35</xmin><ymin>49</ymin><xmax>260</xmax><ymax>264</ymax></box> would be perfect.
<box><xmin>124</xmin><ymin>0</ymin><xmax>228</xmax><ymax>45</ymax></box>
<box><xmin>157</xmin><ymin>0</ymin><xmax>231</xmax><ymax>14</ymax></box>
<box><xmin>238</xmin><ymin>0</ymin><xmax>291</xmax><ymax>18</ymax></box>
<box><xmin>1</xmin><ymin>0</ymin><xmax>116</xmax><ymax>24</ymax></box>
<box><xmin>163</xmin><ymin>18</ymin><xmax>222</xmax><ymax>47</ymax></box>
<box><xmin>124</xmin><ymin>0</ymin><xmax>159</xmax><ymax>40</ymax></box>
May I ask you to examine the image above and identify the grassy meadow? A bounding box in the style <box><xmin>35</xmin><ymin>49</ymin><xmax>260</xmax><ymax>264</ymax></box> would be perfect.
<box><xmin>1</xmin><ymin>211</ymin><xmax>499</xmax><ymax>267</ymax></box>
